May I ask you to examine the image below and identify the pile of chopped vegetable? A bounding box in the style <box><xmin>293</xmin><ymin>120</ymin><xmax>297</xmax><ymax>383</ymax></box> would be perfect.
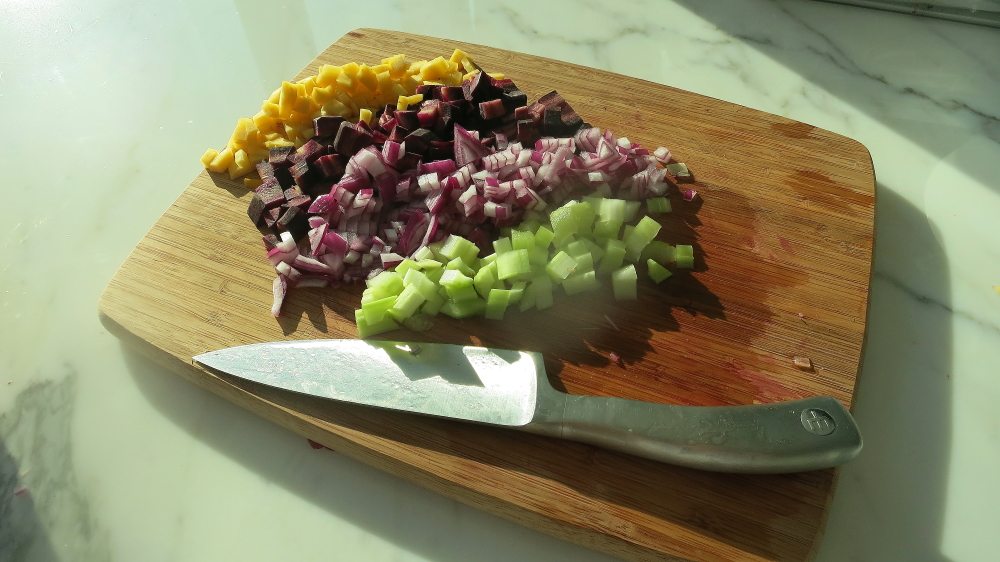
<box><xmin>201</xmin><ymin>50</ymin><xmax>698</xmax><ymax>336</ymax></box>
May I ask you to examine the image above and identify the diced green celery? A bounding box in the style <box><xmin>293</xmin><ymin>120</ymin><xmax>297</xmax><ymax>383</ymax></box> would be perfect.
<box><xmin>598</xmin><ymin>239</ymin><xmax>626</xmax><ymax>275</ymax></box>
<box><xmin>511</xmin><ymin>229</ymin><xmax>534</xmax><ymax>252</ymax></box>
<box><xmin>533</xmin><ymin>225</ymin><xmax>555</xmax><ymax>249</ymax></box>
<box><xmin>581</xmin><ymin>238</ymin><xmax>605</xmax><ymax>263</ymax></box>
<box><xmin>497</xmin><ymin>249</ymin><xmax>531</xmax><ymax>281</ymax></box>
<box><xmin>646</xmin><ymin>197</ymin><xmax>671</xmax><ymax>214</ymax></box>
<box><xmin>582</xmin><ymin>195</ymin><xmax>602</xmax><ymax>208</ymax></box>
<box><xmin>519</xmin><ymin>219</ymin><xmax>540</xmax><ymax>233</ymax></box>
<box><xmin>412</xmin><ymin>246</ymin><xmax>435</xmax><ymax>261</ymax></box>
<box><xmin>623</xmin><ymin>201</ymin><xmax>641</xmax><ymax>222</ymax></box>
<box><xmin>569</xmin><ymin>200</ymin><xmax>596</xmax><ymax>234</ymax></box>
<box><xmin>394</xmin><ymin>259</ymin><xmax>420</xmax><ymax>278</ymax></box>
<box><xmin>642</xmin><ymin>241</ymin><xmax>675</xmax><ymax>264</ymax></box>
<box><xmin>366</xmin><ymin>270</ymin><xmax>403</xmax><ymax>298</ymax></box>
<box><xmin>355</xmin><ymin>309</ymin><xmax>400</xmax><ymax>338</ymax></box>
<box><xmin>574</xmin><ymin>252</ymin><xmax>595</xmax><ymax>273</ymax></box>
<box><xmin>485</xmin><ymin>289</ymin><xmax>513</xmax><ymax>320</ymax></box>
<box><xmin>546</xmin><ymin>251</ymin><xmax>578</xmax><ymax>282</ymax></box>
<box><xmin>360</xmin><ymin>291</ymin><xmax>379</xmax><ymax>305</ymax></box>
<box><xmin>563</xmin><ymin>271</ymin><xmax>599</xmax><ymax>295</ymax></box>
<box><xmin>664</xmin><ymin>162</ymin><xmax>689</xmax><ymax>177</ymax></box>
<box><xmin>508</xmin><ymin>281</ymin><xmax>527</xmax><ymax>304</ymax></box>
<box><xmin>445</xmin><ymin>283</ymin><xmax>479</xmax><ymax>302</ymax></box>
<box><xmin>403</xmin><ymin>269</ymin><xmax>438</xmax><ymax>300</ymax></box>
<box><xmin>554</xmin><ymin>234</ymin><xmax>577</xmax><ymax>250</ymax></box>
<box><xmin>425</xmin><ymin>267</ymin><xmax>444</xmax><ymax>284</ymax></box>
<box><xmin>528</xmin><ymin>246</ymin><xmax>548</xmax><ymax>267</ymax></box>
<box><xmin>427</xmin><ymin>240</ymin><xmax>446</xmax><ymax>261</ymax></box>
<box><xmin>675</xmin><ymin>244</ymin><xmax>695</xmax><ymax>269</ymax></box>
<box><xmin>592</xmin><ymin>218</ymin><xmax>622</xmax><ymax>239</ymax></box>
<box><xmin>598</xmin><ymin>199</ymin><xmax>626</xmax><ymax>223</ymax></box>
<box><xmin>422</xmin><ymin>291</ymin><xmax>445</xmax><ymax>315</ymax></box>
<box><xmin>474</xmin><ymin>261</ymin><xmax>497</xmax><ymax>297</ymax></box>
<box><xmin>389</xmin><ymin>285</ymin><xmax>427</xmax><ymax>321</ymax></box>
<box><xmin>612</xmin><ymin>264</ymin><xmax>638</xmax><ymax>301</ymax></box>
<box><xmin>566</xmin><ymin>240</ymin><xmax>590</xmax><ymax>258</ymax></box>
<box><xmin>441</xmin><ymin>298</ymin><xmax>485</xmax><ymax>319</ymax></box>
<box><xmin>479</xmin><ymin>253</ymin><xmax>497</xmax><ymax>267</ymax></box>
<box><xmin>416</xmin><ymin>259</ymin><xmax>443</xmax><ymax>270</ymax></box>
<box><xmin>446</xmin><ymin>257</ymin><xmax>475</xmax><ymax>277</ymax></box>
<box><xmin>549</xmin><ymin>202</ymin><xmax>578</xmax><ymax>242</ymax></box>
<box><xmin>402</xmin><ymin>314</ymin><xmax>433</xmax><ymax>332</ymax></box>
<box><xmin>518</xmin><ymin>285</ymin><xmax>537</xmax><ymax>312</ymax></box>
<box><xmin>439</xmin><ymin>268</ymin><xmax>474</xmax><ymax>289</ymax></box>
<box><xmin>634</xmin><ymin>215</ymin><xmax>662</xmax><ymax>239</ymax></box>
<box><xmin>439</xmin><ymin>234</ymin><xmax>479</xmax><ymax>264</ymax></box>
<box><xmin>647</xmin><ymin>259</ymin><xmax>673</xmax><ymax>283</ymax></box>
<box><xmin>622</xmin><ymin>224</ymin><xmax>635</xmax><ymax>243</ymax></box>
<box><xmin>492</xmin><ymin>237</ymin><xmax>513</xmax><ymax>254</ymax></box>
<box><xmin>624</xmin><ymin>216</ymin><xmax>662</xmax><ymax>261</ymax></box>
<box><xmin>361</xmin><ymin>295</ymin><xmax>396</xmax><ymax>323</ymax></box>
<box><xmin>531</xmin><ymin>275</ymin><xmax>554</xmax><ymax>310</ymax></box>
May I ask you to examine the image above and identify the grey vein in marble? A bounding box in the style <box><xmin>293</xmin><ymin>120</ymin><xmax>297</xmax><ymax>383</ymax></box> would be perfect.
<box><xmin>1</xmin><ymin>374</ymin><xmax>110</xmax><ymax>562</ymax></box>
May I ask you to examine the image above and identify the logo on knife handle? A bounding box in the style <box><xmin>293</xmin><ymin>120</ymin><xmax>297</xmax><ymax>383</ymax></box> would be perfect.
<box><xmin>800</xmin><ymin>408</ymin><xmax>836</xmax><ymax>436</ymax></box>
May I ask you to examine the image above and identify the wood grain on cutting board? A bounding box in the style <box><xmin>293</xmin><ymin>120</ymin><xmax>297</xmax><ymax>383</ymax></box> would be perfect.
<box><xmin>99</xmin><ymin>29</ymin><xmax>875</xmax><ymax>562</ymax></box>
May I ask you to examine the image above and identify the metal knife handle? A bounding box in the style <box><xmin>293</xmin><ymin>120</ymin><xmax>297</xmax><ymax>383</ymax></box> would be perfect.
<box><xmin>524</xmin><ymin>394</ymin><xmax>862</xmax><ymax>473</ymax></box>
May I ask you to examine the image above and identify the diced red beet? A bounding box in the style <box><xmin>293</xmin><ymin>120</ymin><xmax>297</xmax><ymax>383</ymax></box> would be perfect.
<box><xmin>283</xmin><ymin>186</ymin><xmax>305</xmax><ymax>201</ymax></box>
<box><xmin>264</xmin><ymin>207</ymin><xmax>281</xmax><ymax>229</ymax></box>
<box><xmin>268</xmin><ymin>146</ymin><xmax>295</xmax><ymax>168</ymax></box>
<box><xmin>333</xmin><ymin>121</ymin><xmax>374</xmax><ymax>156</ymax></box>
<box><xmin>395</xmin><ymin>152</ymin><xmax>421</xmax><ymax>172</ymax></box>
<box><xmin>315</xmin><ymin>154</ymin><xmax>346</xmax><ymax>182</ymax></box>
<box><xmin>501</xmin><ymin>89</ymin><xmax>527</xmax><ymax>110</ymax></box>
<box><xmin>479</xmin><ymin>99</ymin><xmax>506</xmax><ymax>120</ymax></box>
<box><xmin>417</xmin><ymin>105</ymin><xmax>440</xmax><ymax>129</ymax></box>
<box><xmin>290</xmin><ymin>160</ymin><xmax>318</xmax><ymax>190</ymax></box>
<box><xmin>439</xmin><ymin>86</ymin><xmax>464</xmax><ymax>102</ymax></box>
<box><xmin>255</xmin><ymin>183</ymin><xmax>285</xmax><ymax>209</ymax></box>
<box><xmin>394</xmin><ymin>110</ymin><xmax>420</xmax><ymax>131</ymax></box>
<box><xmin>388</xmin><ymin>124</ymin><xmax>411</xmax><ymax>144</ymax></box>
<box><xmin>514</xmin><ymin>105</ymin><xmax>532</xmax><ymax>121</ymax></box>
<box><xmin>248</xmin><ymin>195</ymin><xmax>268</xmax><ymax>226</ymax></box>
<box><xmin>428</xmin><ymin>140</ymin><xmax>454</xmax><ymax>160</ymax></box>
<box><xmin>517</xmin><ymin>119</ymin><xmax>540</xmax><ymax>145</ymax></box>
<box><xmin>462</xmin><ymin>71</ymin><xmax>501</xmax><ymax>103</ymax></box>
<box><xmin>287</xmin><ymin>195</ymin><xmax>312</xmax><ymax>211</ymax></box>
<box><xmin>403</xmin><ymin>128</ymin><xmax>435</xmax><ymax>156</ymax></box>
<box><xmin>296</xmin><ymin>139</ymin><xmax>327</xmax><ymax>164</ymax></box>
<box><xmin>416</xmin><ymin>83</ymin><xmax>440</xmax><ymax>98</ymax></box>
<box><xmin>262</xmin><ymin>233</ymin><xmax>280</xmax><ymax>250</ymax></box>
<box><xmin>313</xmin><ymin>116</ymin><xmax>345</xmax><ymax>138</ymax></box>
<box><xmin>276</xmin><ymin>206</ymin><xmax>309</xmax><ymax>240</ymax></box>
<box><xmin>256</xmin><ymin>160</ymin><xmax>277</xmax><ymax>180</ymax></box>
<box><xmin>537</xmin><ymin>90</ymin><xmax>566</xmax><ymax>109</ymax></box>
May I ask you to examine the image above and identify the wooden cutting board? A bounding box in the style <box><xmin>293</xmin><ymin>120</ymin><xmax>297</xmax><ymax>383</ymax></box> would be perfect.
<box><xmin>99</xmin><ymin>29</ymin><xmax>875</xmax><ymax>562</ymax></box>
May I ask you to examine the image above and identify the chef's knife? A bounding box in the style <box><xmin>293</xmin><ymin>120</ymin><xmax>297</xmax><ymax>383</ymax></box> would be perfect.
<box><xmin>194</xmin><ymin>339</ymin><xmax>862</xmax><ymax>473</ymax></box>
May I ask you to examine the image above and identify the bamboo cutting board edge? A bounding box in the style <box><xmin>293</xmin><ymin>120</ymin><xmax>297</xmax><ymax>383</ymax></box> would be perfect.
<box><xmin>99</xmin><ymin>28</ymin><xmax>876</xmax><ymax>562</ymax></box>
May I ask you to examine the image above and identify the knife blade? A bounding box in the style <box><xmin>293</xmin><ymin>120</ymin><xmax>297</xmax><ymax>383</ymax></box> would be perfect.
<box><xmin>194</xmin><ymin>339</ymin><xmax>862</xmax><ymax>473</ymax></box>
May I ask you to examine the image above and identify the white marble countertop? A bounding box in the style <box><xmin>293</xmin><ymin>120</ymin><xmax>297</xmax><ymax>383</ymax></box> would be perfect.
<box><xmin>2</xmin><ymin>1</ymin><xmax>998</xmax><ymax>560</ymax></box>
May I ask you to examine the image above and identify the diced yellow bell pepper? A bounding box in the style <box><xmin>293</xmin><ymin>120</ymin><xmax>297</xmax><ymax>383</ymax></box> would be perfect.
<box><xmin>460</xmin><ymin>58</ymin><xmax>477</xmax><ymax>73</ymax></box>
<box><xmin>408</xmin><ymin>60</ymin><xmax>425</xmax><ymax>74</ymax></box>
<box><xmin>207</xmin><ymin>147</ymin><xmax>234</xmax><ymax>173</ymax></box>
<box><xmin>336</xmin><ymin>72</ymin><xmax>354</xmax><ymax>90</ymax></box>
<box><xmin>243</xmin><ymin>177</ymin><xmax>263</xmax><ymax>190</ymax></box>
<box><xmin>371</xmin><ymin>63</ymin><xmax>389</xmax><ymax>73</ymax></box>
<box><xmin>265</xmin><ymin>138</ymin><xmax>295</xmax><ymax>148</ymax></box>
<box><xmin>446</xmin><ymin>71</ymin><xmax>463</xmax><ymax>85</ymax></box>
<box><xmin>449</xmin><ymin>49</ymin><xmax>468</xmax><ymax>64</ymax></box>
<box><xmin>420</xmin><ymin>56</ymin><xmax>449</xmax><ymax>80</ymax></box>
<box><xmin>317</xmin><ymin>64</ymin><xmax>341</xmax><ymax>87</ymax></box>
<box><xmin>267</xmin><ymin>88</ymin><xmax>280</xmax><ymax>104</ymax></box>
<box><xmin>359</xmin><ymin>108</ymin><xmax>373</xmax><ymax>125</ymax></box>
<box><xmin>261</xmin><ymin>101</ymin><xmax>280</xmax><ymax>117</ymax></box>
<box><xmin>489</xmin><ymin>72</ymin><xmax>505</xmax><ymax>80</ymax></box>
<box><xmin>341</xmin><ymin>62</ymin><xmax>359</xmax><ymax>76</ymax></box>
<box><xmin>396</xmin><ymin>93</ymin><xmax>423</xmax><ymax>111</ymax></box>
<box><xmin>357</xmin><ymin>65</ymin><xmax>377</xmax><ymax>92</ymax></box>
<box><xmin>200</xmin><ymin>148</ymin><xmax>219</xmax><ymax>167</ymax></box>
<box><xmin>376</xmin><ymin>71</ymin><xmax>391</xmax><ymax>92</ymax></box>
<box><xmin>311</xmin><ymin>85</ymin><xmax>335</xmax><ymax>104</ymax></box>
<box><xmin>278</xmin><ymin>81</ymin><xmax>298</xmax><ymax>117</ymax></box>
<box><xmin>321</xmin><ymin>99</ymin><xmax>350</xmax><ymax>117</ymax></box>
